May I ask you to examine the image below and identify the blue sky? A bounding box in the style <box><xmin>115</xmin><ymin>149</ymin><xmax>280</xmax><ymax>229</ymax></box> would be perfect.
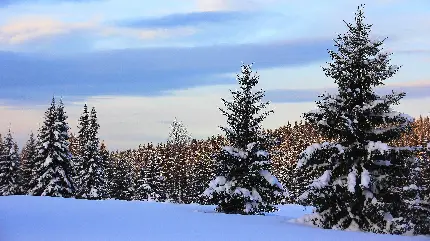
<box><xmin>0</xmin><ymin>0</ymin><xmax>429</xmax><ymax>150</ymax></box>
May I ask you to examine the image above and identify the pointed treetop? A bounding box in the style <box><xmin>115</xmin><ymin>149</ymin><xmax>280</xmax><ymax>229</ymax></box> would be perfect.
<box><xmin>168</xmin><ymin>117</ymin><xmax>192</xmax><ymax>146</ymax></box>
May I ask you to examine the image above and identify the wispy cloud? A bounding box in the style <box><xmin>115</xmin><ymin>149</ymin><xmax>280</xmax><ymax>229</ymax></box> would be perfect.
<box><xmin>0</xmin><ymin>15</ymin><xmax>196</xmax><ymax>45</ymax></box>
<box><xmin>117</xmin><ymin>11</ymin><xmax>252</xmax><ymax>28</ymax></box>
<box><xmin>266</xmin><ymin>84</ymin><xmax>430</xmax><ymax>103</ymax></box>
<box><xmin>0</xmin><ymin>15</ymin><xmax>98</xmax><ymax>44</ymax></box>
<box><xmin>194</xmin><ymin>0</ymin><xmax>281</xmax><ymax>12</ymax></box>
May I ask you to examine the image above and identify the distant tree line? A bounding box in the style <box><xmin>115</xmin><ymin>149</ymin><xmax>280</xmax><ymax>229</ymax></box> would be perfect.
<box><xmin>0</xmin><ymin>4</ymin><xmax>429</xmax><ymax>236</ymax></box>
<box><xmin>1</xmin><ymin>110</ymin><xmax>430</xmax><ymax>202</ymax></box>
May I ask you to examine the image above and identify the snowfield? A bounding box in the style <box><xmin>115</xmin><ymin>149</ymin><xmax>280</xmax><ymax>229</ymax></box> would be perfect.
<box><xmin>0</xmin><ymin>196</ymin><xmax>428</xmax><ymax>241</ymax></box>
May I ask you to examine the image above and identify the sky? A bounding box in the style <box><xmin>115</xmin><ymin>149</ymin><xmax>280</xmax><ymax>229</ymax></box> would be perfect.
<box><xmin>0</xmin><ymin>0</ymin><xmax>429</xmax><ymax>150</ymax></box>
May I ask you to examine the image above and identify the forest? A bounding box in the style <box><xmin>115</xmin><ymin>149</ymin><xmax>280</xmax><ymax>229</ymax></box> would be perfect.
<box><xmin>0</xmin><ymin>5</ymin><xmax>429</xmax><ymax>236</ymax></box>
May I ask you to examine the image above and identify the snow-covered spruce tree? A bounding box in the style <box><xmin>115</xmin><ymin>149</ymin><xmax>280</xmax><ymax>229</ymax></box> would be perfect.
<box><xmin>134</xmin><ymin>144</ymin><xmax>166</xmax><ymax>201</ymax></box>
<box><xmin>99</xmin><ymin>141</ymin><xmax>111</xmax><ymax>199</ymax></box>
<box><xmin>296</xmin><ymin>5</ymin><xmax>421</xmax><ymax>234</ymax></box>
<box><xmin>187</xmin><ymin>140</ymin><xmax>216</xmax><ymax>204</ymax></box>
<box><xmin>110</xmin><ymin>156</ymin><xmax>135</xmax><ymax>201</ymax></box>
<box><xmin>29</xmin><ymin>97</ymin><xmax>75</xmax><ymax>197</ymax></box>
<box><xmin>75</xmin><ymin>107</ymin><xmax>106</xmax><ymax>200</ymax></box>
<box><xmin>202</xmin><ymin>63</ymin><xmax>286</xmax><ymax>215</ymax></box>
<box><xmin>134</xmin><ymin>162</ymin><xmax>151</xmax><ymax>201</ymax></box>
<box><xmin>167</xmin><ymin>118</ymin><xmax>192</xmax><ymax>146</ymax></box>
<box><xmin>57</xmin><ymin>98</ymin><xmax>75</xmax><ymax>189</ymax></box>
<box><xmin>0</xmin><ymin>129</ymin><xmax>20</xmax><ymax>195</ymax></box>
<box><xmin>166</xmin><ymin>118</ymin><xmax>191</xmax><ymax>203</ymax></box>
<box><xmin>73</xmin><ymin>104</ymin><xmax>90</xmax><ymax>197</ymax></box>
<box><xmin>409</xmin><ymin>140</ymin><xmax>430</xmax><ymax>235</ymax></box>
<box><xmin>19</xmin><ymin>132</ymin><xmax>38</xmax><ymax>194</ymax></box>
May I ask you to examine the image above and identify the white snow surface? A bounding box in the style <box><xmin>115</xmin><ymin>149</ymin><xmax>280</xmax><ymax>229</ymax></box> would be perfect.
<box><xmin>0</xmin><ymin>196</ymin><xmax>428</xmax><ymax>241</ymax></box>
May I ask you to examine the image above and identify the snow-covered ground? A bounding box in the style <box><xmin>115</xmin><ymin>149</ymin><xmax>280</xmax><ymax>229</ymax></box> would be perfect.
<box><xmin>0</xmin><ymin>196</ymin><xmax>428</xmax><ymax>241</ymax></box>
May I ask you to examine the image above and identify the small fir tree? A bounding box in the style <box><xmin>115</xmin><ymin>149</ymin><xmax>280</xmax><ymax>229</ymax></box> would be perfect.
<box><xmin>0</xmin><ymin>129</ymin><xmax>20</xmax><ymax>195</ymax></box>
<box><xmin>202</xmin><ymin>63</ymin><xmax>286</xmax><ymax>215</ymax></box>
<box><xmin>410</xmin><ymin>140</ymin><xmax>430</xmax><ymax>235</ymax></box>
<box><xmin>134</xmin><ymin>164</ymin><xmax>152</xmax><ymax>201</ymax></box>
<box><xmin>110</xmin><ymin>156</ymin><xmax>135</xmax><ymax>200</ymax></box>
<box><xmin>99</xmin><ymin>141</ymin><xmax>111</xmax><ymax>199</ymax></box>
<box><xmin>20</xmin><ymin>132</ymin><xmax>38</xmax><ymax>194</ymax></box>
<box><xmin>167</xmin><ymin>118</ymin><xmax>192</xmax><ymax>146</ymax></box>
<box><xmin>134</xmin><ymin>144</ymin><xmax>168</xmax><ymax>202</ymax></box>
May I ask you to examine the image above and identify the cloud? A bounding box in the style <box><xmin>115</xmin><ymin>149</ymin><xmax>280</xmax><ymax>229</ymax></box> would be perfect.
<box><xmin>0</xmin><ymin>15</ymin><xmax>99</xmax><ymax>44</ymax></box>
<box><xmin>194</xmin><ymin>0</ymin><xmax>281</xmax><ymax>12</ymax></box>
<box><xmin>266</xmin><ymin>83</ymin><xmax>430</xmax><ymax>103</ymax></box>
<box><xmin>0</xmin><ymin>15</ymin><xmax>196</xmax><ymax>45</ymax></box>
<box><xmin>117</xmin><ymin>11</ymin><xmax>252</xmax><ymax>28</ymax></box>
<box><xmin>0</xmin><ymin>37</ymin><xmax>332</xmax><ymax>103</ymax></box>
<box><xmin>195</xmin><ymin>0</ymin><xmax>232</xmax><ymax>12</ymax></box>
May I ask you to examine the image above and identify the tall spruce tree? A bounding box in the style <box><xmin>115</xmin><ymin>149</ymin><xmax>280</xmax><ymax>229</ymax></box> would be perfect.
<box><xmin>0</xmin><ymin>129</ymin><xmax>20</xmax><ymax>195</ymax></box>
<box><xmin>296</xmin><ymin>5</ymin><xmax>421</xmax><ymax>234</ymax></box>
<box><xmin>29</xmin><ymin>97</ymin><xmax>75</xmax><ymax>197</ymax></box>
<box><xmin>74</xmin><ymin>104</ymin><xmax>90</xmax><ymax>196</ymax></box>
<box><xmin>75</xmin><ymin>107</ymin><xmax>106</xmax><ymax>199</ymax></box>
<box><xmin>202</xmin><ymin>63</ymin><xmax>286</xmax><ymax>215</ymax></box>
<box><xmin>20</xmin><ymin>132</ymin><xmax>38</xmax><ymax>194</ymax></box>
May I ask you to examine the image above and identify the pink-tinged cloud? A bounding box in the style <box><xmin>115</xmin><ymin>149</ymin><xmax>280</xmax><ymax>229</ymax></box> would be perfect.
<box><xmin>0</xmin><ymin>15</ymin><xmax>197</xmax><ymax>45</ymax></box>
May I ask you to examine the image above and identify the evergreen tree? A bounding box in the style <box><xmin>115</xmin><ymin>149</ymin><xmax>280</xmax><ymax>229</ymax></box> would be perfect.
<box><xmin>99</xmin><ymin>140</ymin><xmax>111</xmax><ymax>199</ymax></box>
<box><xmin>134</xmin><ymin>144</ymin><xmax>167</xmax><ymax>202</ymax></box>
<box><xmin>166</xmin><ymin>118</ymin><xmax>191</xmax><ymax>203</ymax></box>
<box><xmin>151</xmin><ymin>144</ymin><xmax>168</xmax><ymax>201</ymax></box>
<box><xmin>0</xmin><ymin>129</ymin><xmax>20</xmax><ymax>195</ymax></box>
<box><xmin>183</xmin><ymin>138</ymin><xmax>218</xmax><ymax>204</ymax></box>
<box><xmin>73</xmin><ymin>104</ymin><xmax>90</xmax><ymax>196</ymax></box>
<box><xmin>167</xmin><ymin>118</ymin><xmax>192</xmax><ymax>146</ymax></box>
<box><xmin>296</xmin><ymin>5</ymin><xmax>420</xmax><ymax>234</ymax></box>
<box><xmin>410</xmin><ymin>140</ymin><xmax>430</xmax><ymax>235</ymax></box>
<box><xmin>20</xmin><ymin>132</ymin><xmax>38</xmax><ymax>194</ymax></box>
<box><xmin>202</xmin><ymin>63</ymin><xmax>286</xmax><ymax>215</ymax></box>
<box><xmin>68</xmin><ymin>133</ymin><xmax>80</xmax><ymax>157</ymax></box>
<box><xmin>134</xmin><ymin>163</ymin><xmax>152</xmax><ymax>201</ymax></box>
<box><xmin>29</xmin><ymin>97</ymin><xmax>75</xmax><ymax>197</ymax></box>
<box><xmin>110</xmin><ymin>156</ymin><xmax>135</xmax><ymax>200</ymax></box>
<box><xmin>75</xmin><ymin>107</ymin><xmax>106</xmax><ymax>199</ymax></box>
